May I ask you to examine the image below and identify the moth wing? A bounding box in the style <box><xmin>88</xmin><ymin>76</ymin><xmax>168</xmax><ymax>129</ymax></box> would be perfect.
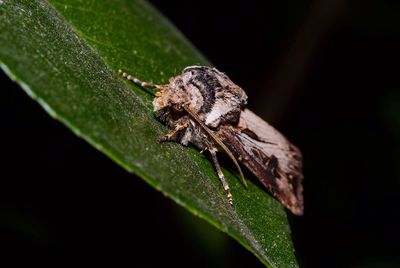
<box><xmin>217</xmin><ymin>109</ymin><xmax>304</xmax><ymax>215</ymax></box>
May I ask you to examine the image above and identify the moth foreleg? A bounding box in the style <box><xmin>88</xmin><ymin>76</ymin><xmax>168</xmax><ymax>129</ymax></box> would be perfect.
<box><xmin>158</xmin><ymin>118</ymin><xmax>189</xmax><ymax>143</ymax></box>
<box><xmin>209</xmin><ymin>148</ymin><xmax>233</xmax><ymax>205</ymax></box>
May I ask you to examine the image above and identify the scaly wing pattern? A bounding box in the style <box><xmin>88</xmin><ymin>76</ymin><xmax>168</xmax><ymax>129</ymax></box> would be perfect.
<box><xmin>217</xmin><ymin>109</ymin><xmax>304</xmax><ymax>215</ymax></box>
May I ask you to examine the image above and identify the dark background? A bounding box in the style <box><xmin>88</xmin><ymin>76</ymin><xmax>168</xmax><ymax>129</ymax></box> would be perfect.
<box><xmin>1</xmin><ymin>0</ymin><xmax>400</xmax><ymax>267</ymax></box>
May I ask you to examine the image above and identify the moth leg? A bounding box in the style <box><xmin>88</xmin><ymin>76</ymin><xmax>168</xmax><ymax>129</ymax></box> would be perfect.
<box><xmin>158</xmin><ymin>118</ymin><xmax>189</xmax><ymax>143</ymax></box>
<box><xmin>209</xmin><ymin>148</ymin><xmax>233</xmax><ymax>205</ymax></box>
<box><xmin>182</xmin><ymin>105</ymin><xmax>247</xmax><ymax>188</ymax></box>
<box><xmin>118</xmin><ymin>69</ymin><xmax>163</xmax><ymax>90</ymax></box>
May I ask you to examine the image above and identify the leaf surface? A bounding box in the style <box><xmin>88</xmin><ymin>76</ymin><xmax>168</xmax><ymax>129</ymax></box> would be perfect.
<box><xmin>0</xmin><ymin>1</ymin><xmax>298</xmax><ymax>267</ymax></box>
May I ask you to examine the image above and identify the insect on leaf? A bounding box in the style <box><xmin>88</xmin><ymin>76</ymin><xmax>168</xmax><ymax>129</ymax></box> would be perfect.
<box><xmin>0</xmin><ymin>0</ymin><xmax>300</xmax><ymax>267</ymax></box>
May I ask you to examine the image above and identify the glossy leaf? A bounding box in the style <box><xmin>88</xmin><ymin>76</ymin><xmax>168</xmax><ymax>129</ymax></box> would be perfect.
<box><xmin>0</xmin><ymin>1</ymin><xmax>298</xmax><ymax>267</ymax></box>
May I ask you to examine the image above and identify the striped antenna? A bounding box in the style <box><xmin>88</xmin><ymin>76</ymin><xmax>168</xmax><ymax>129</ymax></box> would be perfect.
<box><xmin>118</xmin><ymin>69</ymin><xmax>162</xmax><ymax>92</ymax></box>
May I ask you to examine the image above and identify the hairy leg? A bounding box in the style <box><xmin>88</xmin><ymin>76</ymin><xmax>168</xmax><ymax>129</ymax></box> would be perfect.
<box><xmin>209</xmin><ymin>147</ymin><xmax>233</xmax><ymax>205</ymax></box>
<box><xmin>158</xmin><ymin>117</ymin><xmax>190</xmax><ymax>143</ymax></box>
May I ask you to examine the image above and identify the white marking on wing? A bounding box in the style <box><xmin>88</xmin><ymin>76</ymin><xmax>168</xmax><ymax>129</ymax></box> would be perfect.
<box><xmin>205</xmin><ymin>99</ymin><xmax>231</xmax><ymax>126</ymax></box>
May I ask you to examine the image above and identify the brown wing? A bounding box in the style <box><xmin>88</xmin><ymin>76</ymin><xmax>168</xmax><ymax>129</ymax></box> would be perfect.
<box><xmin>217</xmin><ymin>109</ymin><xmax>304</xmax><ymax>215</ymax></box>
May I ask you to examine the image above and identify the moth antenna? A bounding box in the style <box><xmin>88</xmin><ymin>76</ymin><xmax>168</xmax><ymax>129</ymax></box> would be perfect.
<box><xmin>118</xmin><ymin>69</ymin><xmax>163</xmax><ymax>95</ymax></box>
<box><xmin>182</xmin><ymin>105</ymin><xmax>248</xmax><ymax>188</ymax></box>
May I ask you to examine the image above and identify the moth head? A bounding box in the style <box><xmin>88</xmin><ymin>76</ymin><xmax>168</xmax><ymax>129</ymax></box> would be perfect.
<box><xmin>153</xmin><ymin>82</ymin><xmax>188</xmax><ymax>110</ymax></box>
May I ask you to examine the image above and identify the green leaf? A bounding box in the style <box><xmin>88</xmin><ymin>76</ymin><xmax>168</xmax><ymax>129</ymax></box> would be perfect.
<box><xmin>0</xmin><ymin>0</ymin><xmax>299</xmax><ymax>267</ymax></box>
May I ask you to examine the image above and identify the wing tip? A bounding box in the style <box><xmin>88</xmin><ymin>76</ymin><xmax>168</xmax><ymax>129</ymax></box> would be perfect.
<box><xmin>288</xmin><ymin>204</ymin><xmax>304</xmax><ymax>216</ymax></box>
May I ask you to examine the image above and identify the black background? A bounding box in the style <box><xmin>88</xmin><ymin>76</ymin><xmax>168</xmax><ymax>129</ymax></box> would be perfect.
<box><xmin>1</xmin><ymin>0</ymin><xmax>400</xmax><ymax>267</ymax></box>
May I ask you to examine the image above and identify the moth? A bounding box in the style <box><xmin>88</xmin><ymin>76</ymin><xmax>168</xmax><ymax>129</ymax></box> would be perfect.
<box><xmin>118</xmin><ymin>66</ymin><xmax>304</xmax><ymax>215</ymax></box>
